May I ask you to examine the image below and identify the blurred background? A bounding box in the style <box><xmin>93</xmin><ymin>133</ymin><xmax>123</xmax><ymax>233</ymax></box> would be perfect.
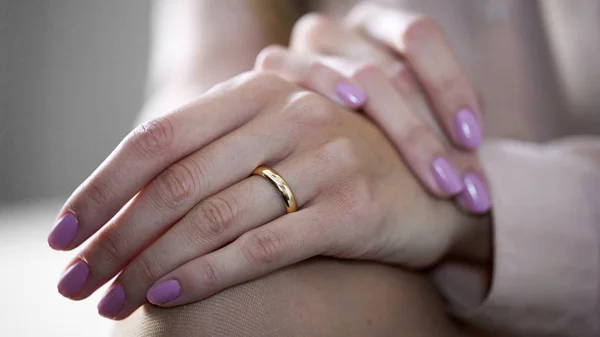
<box><xmin>1</xmin><ymin>0</ymin><xmax>149</xmax><ymax>204</ymax></box>
<box><xmin>2</xmin><ymin>0</ymin><xmax>599</xmax><ymax>336</ymax></box>
<box><xmin>1</xmin><ymin>1</ymin><xmax>150</xmax><ymax>336</ymax></box>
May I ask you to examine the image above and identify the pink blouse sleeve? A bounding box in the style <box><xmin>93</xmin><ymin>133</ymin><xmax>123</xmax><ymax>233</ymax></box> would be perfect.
<box><xmin>434</xmin><ymin>138</ymin><xmax>600</xmax><ymax>336</ymax></box>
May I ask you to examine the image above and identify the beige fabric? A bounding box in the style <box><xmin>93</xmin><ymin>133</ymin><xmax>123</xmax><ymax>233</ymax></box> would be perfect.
<box><xmin>114</xmin><ymin>258</ymin><xmax>472</xmax><ymax>337</ymax></box>
<box><xmin>435</xmin><ymin>140</ymin><xmax>600</xmax><ymax>336</ymax></box>
<box><xmin>315</xmin><ymin>1</ymin><xmax>600</xmax><ymax>335</ymax></box>
<box><xmin>319</xmin><ymin>0</ymin><xmax>600</xmax><ymax>140</ymax></box>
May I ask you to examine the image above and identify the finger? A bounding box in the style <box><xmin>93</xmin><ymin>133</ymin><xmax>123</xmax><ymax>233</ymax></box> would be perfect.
<box><xmin>346</xmin><ymin>2</ymin><xmax>483</xmax><ymax>150</ymax></box>
<box><xmin>256</xmin><ymin>45</ymin><xmax>366</xmax><ymax>109</ymax></box>
<box><xmin>97</xmin><ymin>142</ymin><xmax>353</xmax><ymax>318</ymax></box>
<box><xmin>288</xmin><ymin>13</ymin><xmax>452</xmax><ymax>145</ymax></box>
<box><xmin>350</xmin><ymin>64</ymin><xmax>463</xmax><ymax>197</ymax></box>
<box><xmin>145</xmin><ymin>204</ymin><xmax>332</xmax><ymax>308</ymax></box>
<box><xmin>275</xmin><ymin>51</ymin><xmax>464</xmax><ymax>198</ymax></box>
<box><xmin>308</xmin><ymin>56</ymin><xmax>489</xmax><ymax>212</ymax></box>
<box><xmin>453</xmin><ymin>154</ymin><xmax>491</xmax><ymax>215</ymax></box>
<box><xmin>387</xmin><ymin>61</ymin><xmax>491</xmax><ymax>212</ymax></box>
<box><xmin>289</xmin><ymin>13</ymin><xmax>439</xmax><ymax>130</ymax></box>
<box><xmin>48</xmin><ymin>72</ymin><xmax>296</xmax><ymax>251</ymax></box>
<box><xmin>57</xmin><ymin>104</ymin><xmax>305</xmax><ymax>300</ymax></box>
<box><xmin>320</xmin><ymin>55</ymin><xmax>444</xmax><ymax>137</ymax></box>
<box><xmin>290</xmin><ymin>13</ymin><xmax>400</xmax><ymax>75</ymax></box>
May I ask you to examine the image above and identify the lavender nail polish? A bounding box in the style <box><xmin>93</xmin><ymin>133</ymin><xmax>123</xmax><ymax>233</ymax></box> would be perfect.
<box><xmin>335</xmin><ymin>81</ymin><xmax>366</xmax><ymax>108</ymax></box>
<box><xmin>48</xmin><ymin>213</ymin><xmax>78</xmax><ymax>250</ymax></box>
<box><xmin>58</xmin><ymin>260</ymin><xmax>89</xmax><ymax>298</ymax></box>
<box><xmin>455</xmin><ymin>108</ymin><xmax>482</xmax><ymax>149</ymax></box>
<box><xmin>458</xmin><ymin>173</ymin><xmax>491</xmax><ymax>214</ymax></box>
<box><xmin>98</xmin><ymin>284</ymin><xmax>125</xmax><ymax>318</ymax></box>
<box><xmin>147</xmin><ymin>279</ymin><xmax>182</xmax><ymax>305</ymax></box>
<box><xmin>432</xmin><ymin>157</ymin><xmax>463</xmax><ymax>195</ymax></box>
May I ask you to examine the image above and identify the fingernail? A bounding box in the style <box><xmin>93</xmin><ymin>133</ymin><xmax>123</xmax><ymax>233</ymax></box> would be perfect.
<box><xmin>98</xmin><ymin>284</ymin><xmax>125</xmax><ymax>318</ymax></box>
<box><xmin>335</xmin><ymin>81</ymin><xmax>366</xmax><ymax>108</ymax></box>
<box><xmin>57</xmin><ymin>260</ymin><xmax>89</xmax><ymax>298</ymax></box>
<box><xmin>432</xmin><ymin>157</ymin><xmax>463</xmax><ymax>195</ymax></box>
<box><xmin>455</xmin><ymin>108</ymin><xmax>481</xmax><ymax>149</ymax></box>
<box><xmin>48</xmin><ymin>213</ymin><xmax>78</xmax><ymax>250</ymax></box>
<box><xmin>457</xmin><ymin>173</ymin><xmax>491</xmax><ymax>214</ymax></box>
<box><xmin>147</xmin><ymin>279</ymin><xmax>181</xmax><ymax>305</ymax></box>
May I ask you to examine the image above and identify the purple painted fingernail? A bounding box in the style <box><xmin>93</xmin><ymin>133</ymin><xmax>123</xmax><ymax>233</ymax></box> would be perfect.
<box><xmin>147</xmin><ymin>279</ymin><xmax>182</xmax><ymax>305</ymax></box>
<box><xmin>335</xmin><ymin>81</ymin><xmax>366</xmax><ymax>108</ymax></box>
<box><xmin>432</xmin><ymin>157</ymin><xmax>463</xmax><ymax>195</ymax></box>
<box><xmin>98</xmin><ymin>284</ymin><xmax>125</xmax><ymax>318</ymax></box>
<box><xmin>48</xmin><ymin>213</ymin><xmax>78</xmax><ymax>250</ymax></box>
<box><xmin>457</xmin><ymin>173</ymin><xmax>491</xmax><ymax>214</ymax></box>
<box><xmin>58</xmin><ymin>260</ymin><xmax>89</xmax><ymax>298</ymax></box>
<box><xmin>455</xmin><ymin>108</ymin><xmax>482</xmax><ymax>149</ymax></box>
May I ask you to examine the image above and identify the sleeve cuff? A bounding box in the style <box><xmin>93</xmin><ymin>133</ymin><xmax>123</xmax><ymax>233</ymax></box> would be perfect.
<box><xmin>436</xmin><ymin>140</ymin><xmax>600</xmax><ymax>336</ymax></box>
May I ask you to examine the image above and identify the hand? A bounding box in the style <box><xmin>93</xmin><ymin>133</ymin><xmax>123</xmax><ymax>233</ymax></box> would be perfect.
<box><xmin>256</xmin><ymin>2</ymin><xmax>491</xmax><ymax>214</ymax></box>
<box><xmin>48</xmin><ymin>71</ymin><xmax>483</xmax><ymax>319</ymax></box>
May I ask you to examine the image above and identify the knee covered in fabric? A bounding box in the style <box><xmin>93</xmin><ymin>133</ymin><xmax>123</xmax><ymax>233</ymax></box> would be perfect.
<box><xmin>113</xmin><ymin>257</ymin><xmax>467</xmax><ymax>337</ymax></box>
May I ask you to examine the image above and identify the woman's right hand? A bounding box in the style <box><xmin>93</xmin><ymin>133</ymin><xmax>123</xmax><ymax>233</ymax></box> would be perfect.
<box><xmin>256</xmin><ymin>2</ymin><xmax>491</xmax><ymax>214</ymax></box>
<box><xmin>49</xmin><ymin>71</ymin><xmax>486</xmax><ymax>320</ymax></box>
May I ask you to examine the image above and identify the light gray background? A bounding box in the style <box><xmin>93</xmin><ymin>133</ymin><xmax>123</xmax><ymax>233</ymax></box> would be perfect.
<box><xmin>1</xmin><ymin>0</ymin><xmax>150</xmax><ymax>206</ymax></box>
<box><xmin>1</xmin><ymin>2</ymin><xmax>151</xmax><ymax>336</ymax></box>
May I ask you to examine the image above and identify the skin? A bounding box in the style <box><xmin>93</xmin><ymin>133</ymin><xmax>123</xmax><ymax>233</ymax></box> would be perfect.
<box><xmin>52</xmin><ymin>70</ymin><xmax>486</xmax><ymax>320</ymax></box>
<box><xmin>258</xmin><ymin>3</ymin><xmax>490</xmax><ymax>211</ymax></box>
<box><xmin>49</xmin><ymin>1</ymin><xmax>600</xmax><ymax>335</ymax></box>
<box><xmin>49</xmin><ymin>0</ymin><xmax>492</xmax><ymax>323</ymax></box>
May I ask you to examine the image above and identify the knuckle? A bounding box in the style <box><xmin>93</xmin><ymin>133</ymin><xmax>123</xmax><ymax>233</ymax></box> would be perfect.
<box><xmin>94</xmin><ymin>231</ymin><xmax>127</xmax><ymax>269</ymax></box>
<box><xmin>347</xmin><ymin>2</ymin><xmax>380</xmax><ymax>25</ymax></box>
<box><xmin>430</xmin><ymin>75</ymin><xmax>466</xmax><ymax>100</ymax></box>
<box><xmin>299</xmin><ymin>62</ymin><xmax>330</xmax><ymax>88</ymax></box>
<box><xmin>190</xmin><ymin>196</ymin><xmax>237</xmax><ymax>240</ymax></box>
<box><xmin>351</xmin><ymin>63</ymin><xmax>386</xmax><ymax>84</ymax></box>
<box><xmin>129</xmin><ymin>117</ymin><xmax>176</xmax><ymax>158</ymax></box>
<box><xmin>255</xmin><ymin>45</ymin><xmax>286</xmax><ymax>70</ymax></box>
<box><xmin>402</xmin><ymin>16</ymin><xmax>441</xmax><ymax>47</ymax></box>
<box><xmin>321</xmin><ymin>137</ymin><xmax>362</xmax><ymax>172</ymax></box>
<box><xmin>242</xmin><ymin>229</ymin><xmax>285</xmax><ymax>264</ymax></box>
<box><xmin>419</xmin><ymin>129</ymin><xmax>447</xmax><ymax>155</ymax></box>
<box><xmin>156</xmin><ymin>161</ymin><xmax>203</xmax><ymax>207</ymax></box>
<box><xmin>81</xmin><ymin>178</ymin><xmax>112</xmax><ymax>210</ymax></box>
<box><xmin>392</xmin><ymin>63</ymin><xmax>420</xmax><ymax>96</ymax></box>
<box><xmin>398</xmin><ymin>122</ymin><xmax>432</xmax><ymax>150</ymax></box>
<box><xmin>291</xmin><ymin>12</ymin><xmax>330</xmax><ymax>45</ymax></box>
<box><xmin>197</xmin><ymin>258</ymin><xmax>220</xmax><ymax>290</ymax></box>
<box><xmin>238</xmin><ymin>71</ymin><xmax>297</xmax><ymax>101</ymax></box>
<box><xmin>339</xmin><ymin>176</ymin><xmax>374</xmax><ymax>220</ymax></box>
<box><xmin>286</xmin><ymin>91</ymin><xmax>336</xmax><ymax>128</ymax></box>
<box><xmin>247</xmin><ymin>71</ymin><xmax>289</xmax><ymax>91</ymax></box>
<box><xmin>394</xmin><ymin>63</ymin><xmax>413</xmax><ymax>82</ymax></box>
<box><xmin>129</xmin><ymin>253</ymin><xmax>163</xmax><ymax>285</ymax></box>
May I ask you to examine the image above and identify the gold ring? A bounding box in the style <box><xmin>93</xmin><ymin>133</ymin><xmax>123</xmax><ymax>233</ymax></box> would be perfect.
<box><xmin>252</xmin><ymin>166</ymin><xmax>298</xmax><ymax>213</ymax></box>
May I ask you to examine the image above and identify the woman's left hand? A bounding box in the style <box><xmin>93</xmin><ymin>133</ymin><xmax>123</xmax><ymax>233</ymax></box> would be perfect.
<box><xmin>48</xmin><ymin>71</ymin><xmax>483</xmax><ymax>320</ymax></box>
<box><xmin>258</xmin><ymin>2</ymin><xmax>490</xmax><ymax>214</ymax></box>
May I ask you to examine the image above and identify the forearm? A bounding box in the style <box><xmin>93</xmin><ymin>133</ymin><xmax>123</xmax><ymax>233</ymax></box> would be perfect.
<box><xmin>139</xmin><ymin>0</ymin><xmax>294</xmax><ymax>122</ymax></box>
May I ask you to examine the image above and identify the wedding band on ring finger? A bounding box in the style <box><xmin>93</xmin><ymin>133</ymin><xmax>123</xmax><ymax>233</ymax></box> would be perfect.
<box><xmin>252</xmin><ymin>166</ymin><xmax>298</xmax><ymax>213</ymax></box>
